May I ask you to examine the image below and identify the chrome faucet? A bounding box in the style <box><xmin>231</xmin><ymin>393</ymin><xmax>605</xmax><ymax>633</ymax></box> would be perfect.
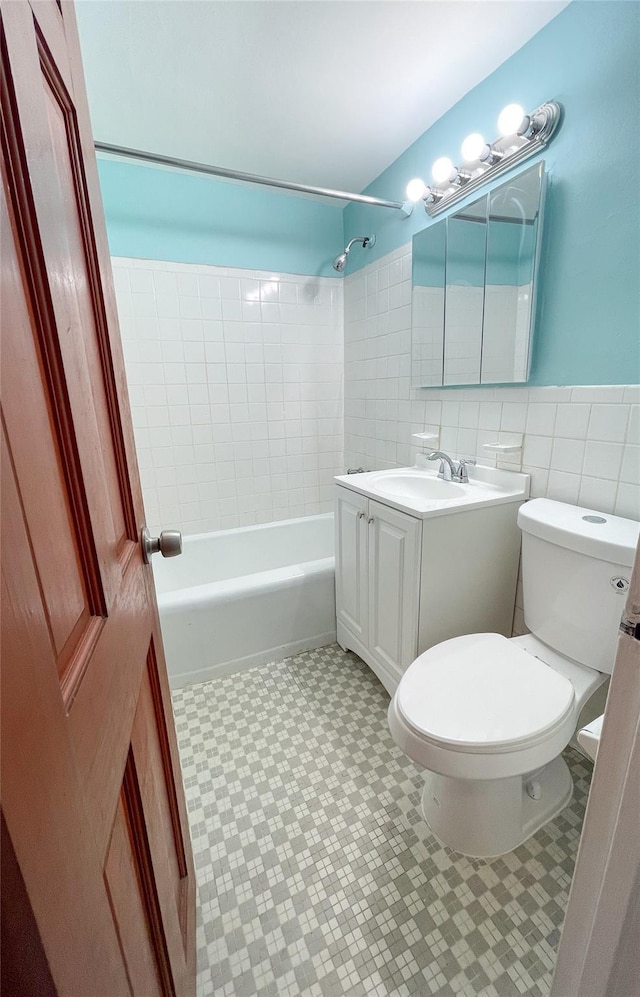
<box><xmin>427</xmin><ymin>451</ymin><xmax>475</xmax><ymax>483</ymax></box>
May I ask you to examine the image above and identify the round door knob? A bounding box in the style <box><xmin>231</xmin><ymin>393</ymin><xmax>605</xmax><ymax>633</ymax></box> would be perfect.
<box><xmin>141</xmin><ymin>526</ymin><xmax>182</xmax><ymax>564</ymax></box>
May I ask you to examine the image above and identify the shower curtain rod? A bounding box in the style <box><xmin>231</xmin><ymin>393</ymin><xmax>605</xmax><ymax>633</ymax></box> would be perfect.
<box><xmin>94</xmin><ymin>142</ymin><xmax>411</xmax><ymax>213</ymax></box>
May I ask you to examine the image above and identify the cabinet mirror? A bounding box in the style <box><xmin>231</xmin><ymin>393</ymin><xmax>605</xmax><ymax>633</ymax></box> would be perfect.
<box><xmin>411</xmin><ymin>162</ymin><xmax>546</xmax><ymax>388</ymax></box>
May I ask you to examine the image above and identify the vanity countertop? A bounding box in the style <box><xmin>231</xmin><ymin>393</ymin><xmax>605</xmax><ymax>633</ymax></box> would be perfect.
<box><xmin>334</xmin><ymin>463</ymin><xmax>530</xmax><ymax>520</ymax></box>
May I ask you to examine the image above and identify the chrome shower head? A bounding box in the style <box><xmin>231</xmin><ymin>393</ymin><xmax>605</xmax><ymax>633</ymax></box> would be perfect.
<box><xmin>332</xmin><ymin>235</ymin><xmax>375</xmax><ymax>273</ymax></box>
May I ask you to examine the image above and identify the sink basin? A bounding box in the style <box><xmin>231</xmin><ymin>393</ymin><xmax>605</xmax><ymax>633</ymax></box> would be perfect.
<box><xmin>334</xmin><ymin>463</ymin><xmax>530</xmax><ymax>519</ymax></box>
<box><xmin>370</xmin><ymin>474</ymin><xmax>465</xmax><ymax>502</ymax></box>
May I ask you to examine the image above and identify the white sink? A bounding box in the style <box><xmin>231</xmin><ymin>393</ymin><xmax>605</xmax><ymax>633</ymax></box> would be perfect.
<box><xmin>334</xmin><ymin>463</ymin><xmax>530</xmax><ymax>519</ymax></box>
<box><xmin>370</xmin><ymin>473</ymin><xmax>465</xmax><ymax>502</ymax></box>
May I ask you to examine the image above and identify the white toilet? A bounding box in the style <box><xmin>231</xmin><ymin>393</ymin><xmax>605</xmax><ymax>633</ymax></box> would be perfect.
<box><xmin>388</xmin><ymin>498</ymin><xmax>639</xmax><ymax>858</ymax></box>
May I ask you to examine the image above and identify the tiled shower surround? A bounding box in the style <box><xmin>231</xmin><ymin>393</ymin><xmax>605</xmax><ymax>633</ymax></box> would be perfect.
<box><xmin>344</xmin><ymin>244</ymin><xmax>639</xmax><ymax>522</ymax></box>
<box><xmin>113</xmin><ymin>258</ymin><xmax>343</xmax><ymax>535</ymax></box>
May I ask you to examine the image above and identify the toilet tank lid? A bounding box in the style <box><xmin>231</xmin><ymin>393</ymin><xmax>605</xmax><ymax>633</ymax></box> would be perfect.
<box><xmin>518</xmin><ymin>499</ymin><xmax>639</xmax><ymax>567</ymax></box>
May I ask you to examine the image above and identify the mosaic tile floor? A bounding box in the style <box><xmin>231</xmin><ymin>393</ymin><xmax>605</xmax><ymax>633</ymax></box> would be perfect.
<box><xmin>172</xmin><ymin>645</ymin><xmax>592</xmax><ymax>997</ymax></box>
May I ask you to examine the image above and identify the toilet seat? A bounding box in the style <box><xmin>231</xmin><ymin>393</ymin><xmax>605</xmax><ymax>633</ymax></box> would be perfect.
<box><xmin>397</xmin><ymin>633</ymin><xmax>575</xmax><ymax>754</ymax></box>
<box><xmin>388</xmin><ymin>633</ymin><xmax>579</xmax><ymax>781</ymax></box>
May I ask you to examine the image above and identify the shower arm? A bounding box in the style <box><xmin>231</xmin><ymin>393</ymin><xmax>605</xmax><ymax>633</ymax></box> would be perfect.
<box><xmin>94</xmin><ymin>142</ymin><xmax>413</xmax><ymax>216</ymax></box>
<box><xmin>345</xmin><ymin>236</ymin><xmax>371</xmax><ymax>252</ymax></box>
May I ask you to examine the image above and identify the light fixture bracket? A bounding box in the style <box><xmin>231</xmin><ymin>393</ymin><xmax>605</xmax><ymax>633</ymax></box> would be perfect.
<box><xmin>424</xmin><ymin>101</ymin><xmax>561</xmax><ymax>217</ymax></box>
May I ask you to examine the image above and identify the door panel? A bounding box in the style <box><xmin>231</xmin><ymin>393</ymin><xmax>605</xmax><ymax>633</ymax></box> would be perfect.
<box><xmin>65</xmin><ymin>563</ymin><xmax>150</xmax><ymax>854</ymax></box>
<box><xmin>131</xmin><ymin>649</ymin><xmax>192</xmax><ymax>988</ymax></box>
<box><xmin>335</xmin><ymin>487</ymin><xmax>369</xmax><ymax>643</ymax></box>
<box><xmin>40</xmin><ymin>58</ymin><xmax>131</xmax><ymax>558</ymax></box>
<box><xmin>104</xmin><ymin>792</ymin><xmax>165</xmax><ymax>997</ymax></box>
<box><xmin>1</xmin><ymin>159</ymin><xmax>103</xmax><ymax>681</ymax></box>
<box><xmin>1</xmin><ymin>428</ymin><xmax>131</xmax><ymax>997</ymax></box>
<box><xmin>1</xmin><ymin>2</ymin><xmax>195</xmax><ymax>993</ymax></box>
<box><xmin>368</xmin><ymin>500</ymin><xmax>421</xmax><ymax>677</ymax></box>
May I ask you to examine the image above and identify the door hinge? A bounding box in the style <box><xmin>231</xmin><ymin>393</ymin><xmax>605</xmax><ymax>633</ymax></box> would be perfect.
<box><xmin>619</xmin><ymin>618</ymin><xmax>640</xmax><ymax>641</ymax></box>
<box><xmin>619</xmin><ymin>611</ymin><xmax>640</xmax><ymax>642</ymax></box>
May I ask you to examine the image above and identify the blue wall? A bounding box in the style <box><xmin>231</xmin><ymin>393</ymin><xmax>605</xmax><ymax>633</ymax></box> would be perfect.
<box><xmin>97</xmin><ymin>1</ymin><xmax>639</xmax><ymax>385</ymax></box>
<box><xmin>345</xmin><ymin>0</ymin><xmax>640</xmax><ymax>386</ymax></box>
<box><xmin>97</xmin><ymin>159</ymin><xmax>344</xmax><ymax>277</ymax></box>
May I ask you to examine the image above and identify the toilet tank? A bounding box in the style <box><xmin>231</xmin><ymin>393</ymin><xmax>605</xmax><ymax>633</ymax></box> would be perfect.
<box><xmin>518</xmin><ymin>499</ymin><xmax>639</xmax><ymax>674</ymax></box>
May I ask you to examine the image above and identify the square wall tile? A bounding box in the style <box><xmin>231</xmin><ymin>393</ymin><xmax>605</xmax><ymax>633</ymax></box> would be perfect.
<box><xmin>582</xmin><ymin>441</ymin><xmax>624</xmax><ymax>480</ymax></box>
<box><xmin>587</xmin><ymin>404</ymin><xmax>629</xmax><ymax>443</ymax></box>
<box><xmin>578</xmin><ymin>476</ymin><xmax>618</xmax><ymax>514</ymax></box>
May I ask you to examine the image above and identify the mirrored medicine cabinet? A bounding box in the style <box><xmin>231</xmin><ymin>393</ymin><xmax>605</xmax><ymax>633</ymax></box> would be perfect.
<box><xmin>411</xmin><ymin>161</ymin><xmax>546</xmax><ymax>387</ymax></box>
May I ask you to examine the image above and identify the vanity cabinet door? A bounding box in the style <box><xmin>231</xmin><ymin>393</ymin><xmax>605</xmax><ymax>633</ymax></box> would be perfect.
<box><xmin>335</xmin><ymin>487</ymin><xmax>369</xmax><ymax>644</ymax></box>
<box><xmin>367</xmin><ymin>501</ymin><xmax>421</xmax><ymax>679</ymax></box>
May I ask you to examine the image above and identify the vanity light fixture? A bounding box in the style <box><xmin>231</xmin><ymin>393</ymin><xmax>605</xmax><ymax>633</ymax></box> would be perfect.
<box><xmin>406</xmin><ymin>100</ymin><xmax>561</xmax><ymax>216</ymax></box>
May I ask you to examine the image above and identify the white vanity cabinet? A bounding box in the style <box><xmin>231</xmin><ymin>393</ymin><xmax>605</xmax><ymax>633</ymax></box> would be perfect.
<box><xmin>335</xmin><ymin>487</ymin><xmax>421</xmax><ymax>687</ymax></box>
<box><xmin>335</xmin><ymin>471</ymin><xmax>526</xmax><ymax>695</ymax></box>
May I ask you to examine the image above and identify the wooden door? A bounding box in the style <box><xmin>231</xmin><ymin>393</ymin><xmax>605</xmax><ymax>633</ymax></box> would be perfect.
<box><xmin>0</xmin><ymin>2</ymin><xmax>195</xmax><ymax>995</ymax></box>
<box><xmin>335</xmin><ymin>486</ymin><xmax>369</xmax><ymax>645</ymax></box>
<box><xmin>368</xmin><ymin>500</ymin><xmax>421</xmax><ymax>681</ymax></box>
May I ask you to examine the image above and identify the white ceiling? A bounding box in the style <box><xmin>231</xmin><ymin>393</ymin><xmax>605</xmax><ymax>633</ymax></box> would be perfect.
<box><xmin>75</xmin><ymin>0</ymin><xmax>569</xmax><ymax>194</ymax></box>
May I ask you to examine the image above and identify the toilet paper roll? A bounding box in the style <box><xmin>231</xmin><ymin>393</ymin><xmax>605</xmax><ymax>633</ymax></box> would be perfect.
<box><xmin>577</xmin><ymin>714</ymin><xmax>604</xmax><ymax>762</ymax></box>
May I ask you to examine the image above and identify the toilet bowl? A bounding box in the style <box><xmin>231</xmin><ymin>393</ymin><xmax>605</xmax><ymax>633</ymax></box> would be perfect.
<box><xmin>388</xmin><ymin>498</ymin><xmax>639</xmax><ymax>857</ymax></box>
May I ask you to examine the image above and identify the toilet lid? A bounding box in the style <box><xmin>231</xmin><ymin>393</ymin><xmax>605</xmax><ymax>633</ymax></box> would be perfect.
<box><xmin>397</xmin><ymin>633</ymin><xmax>575</xmax><ymax>752</ymax></box>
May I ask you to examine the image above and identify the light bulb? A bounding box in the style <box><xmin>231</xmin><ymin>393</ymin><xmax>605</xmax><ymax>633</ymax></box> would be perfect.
<box><xmin>431</xmin><ymin>157</ymin><xmax>454</xmax><ymax>184</ymax></box>
<box><xmin>498</xmin><ymin>103</ymin><xmax>526</xmax><ymax>136</ymax></box>
<box><xmin>406</xmin><ymin>177</ymin><xmax>428</xmax><ymax>202</ymax></box>
<box><xmin>461</xmin><ymin>132</ymin><xmax>488</xmax><ymax>162</ymax></box>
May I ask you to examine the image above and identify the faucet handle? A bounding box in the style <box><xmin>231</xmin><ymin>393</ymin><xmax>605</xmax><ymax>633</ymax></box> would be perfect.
<box><xmin>458</xmin><ymin>458</ymin><xmax>476</xmax><ymax>483</ymax></box>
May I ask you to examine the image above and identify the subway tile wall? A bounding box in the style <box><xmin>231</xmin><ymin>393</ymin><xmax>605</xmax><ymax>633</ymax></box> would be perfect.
<box><xmin>344</xmin><ymin>244</ymin><xmax>640</xmax><ymax>523</ymax></box>
<box><xmin>113</xmin><ymin>257</ymin><xmax>343</xmax><ymax>535</ymax></box>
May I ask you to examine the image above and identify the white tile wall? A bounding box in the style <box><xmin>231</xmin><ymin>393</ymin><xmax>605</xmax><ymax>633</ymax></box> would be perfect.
<box><xmin>344</xmin><ymin>243</ymin><xmax>640</xmax><ymax>524</ymax></box>
<box><xmin>113</xmin><ymin>257</ymin><xmax>343</xmax><ymax>535</ymax></box>
<box><xmin>113</xmin><ymin>245</ymin><xmax>638</xmax><ymax>548</ymax></box>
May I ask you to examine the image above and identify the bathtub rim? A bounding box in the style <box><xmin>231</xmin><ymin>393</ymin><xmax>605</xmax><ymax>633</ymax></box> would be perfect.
<box><xmin>163</xmin><ymin>510</ymin><xmax>334</xmax><ymax>547</ymax></box>
<box><xmin>153</xmin><ymin>511</ymin><xmax>335</xmax><ymax>596</ymax></box>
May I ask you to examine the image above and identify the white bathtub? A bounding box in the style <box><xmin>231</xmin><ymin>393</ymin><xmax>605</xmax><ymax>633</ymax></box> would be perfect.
<box><xmin>153</xmin><ymin>513</ymin><xmax>336</xmax><ymax>688</ymax></box>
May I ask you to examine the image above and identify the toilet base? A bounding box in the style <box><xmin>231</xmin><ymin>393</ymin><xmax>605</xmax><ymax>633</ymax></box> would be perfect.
<box><xmin>421</xmin><ymin>755</ymin><xmax>574</xmax><ymax>858</ymax></box>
